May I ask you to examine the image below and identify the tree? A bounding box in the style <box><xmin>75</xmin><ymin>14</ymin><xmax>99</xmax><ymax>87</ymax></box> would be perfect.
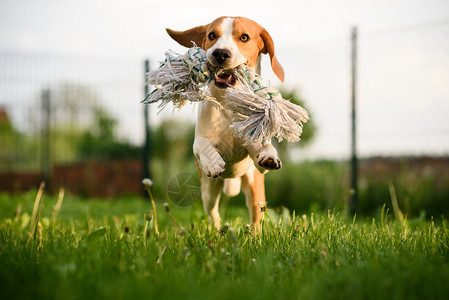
<box><xmin>77</xmin><ymin>107</ymin><xmax>141</xmax><ymax>160</ymax></box>
<box><xmin>0</xmin><ymin>108</ymin><xmax>23</xmax><ymax>170</ymax></box>
<box><xmin>274</xmin><ymin>88</ymin><xmax>317</xmax><ymax>161</ymax></box>
<box><xmin>32</xmin><ymin>84</ymin><xmax>141</xmax><ymax>163</ymax></box>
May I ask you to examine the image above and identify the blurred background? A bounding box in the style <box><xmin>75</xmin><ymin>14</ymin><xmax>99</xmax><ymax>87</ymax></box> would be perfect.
<box><xmin>1</xmin><ymin>0</ymin><xmax>448</xmax><ymax>217</ymax></box>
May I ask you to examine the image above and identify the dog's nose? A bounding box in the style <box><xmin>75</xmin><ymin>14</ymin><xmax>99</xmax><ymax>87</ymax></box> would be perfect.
<box><xmin>212</xmin><ymin>49</ymin><xmax>231</xmax><ymax>65</ymax></box>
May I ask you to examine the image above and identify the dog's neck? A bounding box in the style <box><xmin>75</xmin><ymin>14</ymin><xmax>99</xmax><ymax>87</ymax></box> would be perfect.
<box><xmin>209</xmin><ymin>84</ymin><xmax>227</xmax><ymax>102</ymax></box>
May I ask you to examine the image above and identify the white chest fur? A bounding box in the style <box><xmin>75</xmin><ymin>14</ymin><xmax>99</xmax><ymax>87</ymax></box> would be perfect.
<box><xmin>194</xmin><ymin>86</ymin><xmax>254</xmax><ymax>178</ymax></box>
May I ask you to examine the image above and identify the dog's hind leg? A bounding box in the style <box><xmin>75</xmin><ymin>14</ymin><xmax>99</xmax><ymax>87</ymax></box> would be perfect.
<box><xmin>223</xmin><ymin>178</ymin><xmax>241</xmax><ymax>197</ymax></box>
<box><xmin>200</xmin><ymin>175</ymin><xmax>223</xmax><ymax>229</ymax></box>
<box><xmin>241</xmin><ymin>166</ymin><xmax>266</xmax><ymax>226</ymax></box>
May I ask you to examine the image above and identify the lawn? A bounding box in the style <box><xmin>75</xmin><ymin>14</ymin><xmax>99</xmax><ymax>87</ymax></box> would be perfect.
<box><xmin>0</xmin><ymin>189</ymin><xmax>448</xmax><ymax>300</ymax></box>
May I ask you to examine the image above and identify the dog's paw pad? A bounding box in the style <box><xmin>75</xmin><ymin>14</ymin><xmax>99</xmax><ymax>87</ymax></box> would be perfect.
<box><xmin>258</xmin><ymin>155</ymin><xmax>282</xmax><ymax>170</ymax></box>
<box><xmin>200</xmin><ymin>152</ymin><xmax>226</xmax><ymax>177</ymax></box>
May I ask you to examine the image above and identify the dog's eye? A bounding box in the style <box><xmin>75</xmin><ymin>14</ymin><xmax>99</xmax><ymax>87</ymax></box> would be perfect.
<box><xmin>240</xmin><ymin>34</ymin><xmax>250</xmax><ymax>42</ymax></box>
<box><xmin>208</xmin><ymin>32</ymin><xmax>217</xmax><ymax>41</ymax></box>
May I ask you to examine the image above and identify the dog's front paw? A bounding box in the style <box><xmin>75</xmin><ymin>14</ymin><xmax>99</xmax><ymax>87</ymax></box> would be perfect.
<box><xmin>199</xmin><ymin>150</ymin><xmax>226</xmax><ymax>178</ymax></box>
<box><xmin>256</xmin><ymin>153</ymin><xmax>282</xmax><ymax>170</ymax></box>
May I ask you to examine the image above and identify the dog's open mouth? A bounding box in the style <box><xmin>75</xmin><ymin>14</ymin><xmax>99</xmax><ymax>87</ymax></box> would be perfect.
<box><xmin>214</xmin><ymin>70</ymin><xmax>236</xmax><ymax>89</ymax></box>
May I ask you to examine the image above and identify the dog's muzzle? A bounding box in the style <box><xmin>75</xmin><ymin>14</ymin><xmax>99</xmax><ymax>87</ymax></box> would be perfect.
<box><xmin>211</xmin><ymin>49</ymin><xmax>231</xmax><ymax>65</ymax></box>
<box><xmin>214</xmin><ymin>70</ymin><xmax>237</xmax><ymax>88</ymax></box>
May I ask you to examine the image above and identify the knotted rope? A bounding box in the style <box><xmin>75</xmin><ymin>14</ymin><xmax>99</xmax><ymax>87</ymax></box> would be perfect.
<box><xmin>142</xmin><ymin>47</ymin><xmax>309</xmax><ymax>144</ymax></box>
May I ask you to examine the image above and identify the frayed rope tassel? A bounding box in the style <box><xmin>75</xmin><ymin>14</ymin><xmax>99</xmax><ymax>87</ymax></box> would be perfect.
<box><xmin>224</xmin><ymin>87</ymin><xmax>309</xmax><ymax>144</ymax></box>
<box><xmin>143</xmin><ymin>47</ymin><xmax>215</xmax><ymax>110</ymax></box>
<box><xmin>142</xmin><ymin>46</ymin><xmax>309</xmax><ymax>144</ymax></box>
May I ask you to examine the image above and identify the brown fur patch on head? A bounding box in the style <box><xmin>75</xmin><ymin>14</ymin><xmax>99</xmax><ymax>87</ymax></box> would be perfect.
<box><xmin>166</xmin><ymin>16</ymin><xmax>285</xmax><ymax>81</ymax></box>
<box><xmin>166</xmin><ymin>17</ymin><xmax>227</xmax><ymax>49</ymax></box>
<box><xmin>232</xmin><ymin>17</ymin><xmax>285</xmax><ymax>81</ymax></box>
<box><xmin>201</xmin><ymin>16</ymin><xmax>227</xmax><ymax>50</ymax></box>
<box><xmin>230</xmin><ymin>17</ymin><xmax>265</xmax><ymax>68</ymax></box>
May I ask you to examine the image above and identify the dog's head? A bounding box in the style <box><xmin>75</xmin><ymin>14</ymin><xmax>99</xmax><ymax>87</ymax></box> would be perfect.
<box><xmin>166</xmin><ymin>16</ymin><xmax>284</xmax><ymax>88</ymax></box>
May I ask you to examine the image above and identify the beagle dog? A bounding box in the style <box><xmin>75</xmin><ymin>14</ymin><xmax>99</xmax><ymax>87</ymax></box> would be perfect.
<box><xmin>166</xmin><ymin>16</ymin><xmax>284</xmax><ymax>229</ymax></box>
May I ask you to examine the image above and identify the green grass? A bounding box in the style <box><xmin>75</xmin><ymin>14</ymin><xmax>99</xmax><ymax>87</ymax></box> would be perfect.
<box><xmin>0</xmin><ymin>191</ymin><xmax>448</xmax><ymax>300</ymax></box>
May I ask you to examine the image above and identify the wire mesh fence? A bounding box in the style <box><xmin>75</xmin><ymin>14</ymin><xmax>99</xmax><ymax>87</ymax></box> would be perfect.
<box><xmin>0</xmin><ymin>52</ymin><xmax>144</xmax><ymax>173</ymax></box>
<box><xmin>0</xmin><ymin>20</ymin><xmax>448</xmax><ymax>196</ymax></box>
<box><xmin>358</xmin><ymin>20</ymin><xmax>449</xmax><ymax>157</ymax></box>
<box><xmin>279</xmin><ymin>20</ymin><xmax>449</xmax><ymax>159</ymax></box>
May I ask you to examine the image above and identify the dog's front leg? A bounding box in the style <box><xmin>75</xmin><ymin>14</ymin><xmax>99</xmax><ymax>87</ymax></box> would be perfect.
<box><xmin>193</xmin><ymin>137</ymin><xmax>226</xmax><ymax>178</ymax></box>
<box><xmin>247</xmin><ymin>142</ymin><xmax>282</xmax><ymax>172</ymax></box>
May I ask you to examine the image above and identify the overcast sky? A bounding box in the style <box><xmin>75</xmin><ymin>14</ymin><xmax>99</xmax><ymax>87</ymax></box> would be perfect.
<box><xmin>1</xmin><ymin>0</ymin><xmax>448</xmax><ymax>59</ymax></box>
<box><xmin>1</xmin><ymin>0</ymin><xmax>448</xmax><ymax>158</ymax></box>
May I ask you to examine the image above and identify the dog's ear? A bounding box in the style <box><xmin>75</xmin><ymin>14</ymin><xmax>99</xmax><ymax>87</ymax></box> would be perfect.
<box><xmin>260</xmin><ymin>28</ymin><xmax>285</xmax><ymax>82</ymax></box>
<box><xmin>166</xmin><ymin>26</ymin><xmax>207</xmax><ymax>48</ymax></box>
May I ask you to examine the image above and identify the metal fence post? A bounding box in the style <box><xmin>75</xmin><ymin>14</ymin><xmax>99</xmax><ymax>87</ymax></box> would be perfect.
<box><xmin>349</xmin><ymin>27</ymin><xmax>358</xmax><ymax>215</ymax></box>
<box><xmin>143</xmin><ymin>60</ymin><xmax>151</xmax><ymax>183</ymax></box>
<box><xmin>41</xmin><ymin>88</ymin><xmax>52</xmax><ymax>188</ymax></box>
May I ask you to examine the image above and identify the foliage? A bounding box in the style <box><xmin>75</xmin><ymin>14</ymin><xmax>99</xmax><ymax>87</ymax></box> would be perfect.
<box><xmin>150</xmin><ymin>119</ymin><xmax>195</xmax><ymax>164</ymax></box>
<box><xmin>262</xmin><ymin>158</ymin><xmax>449</xmax><ymax>218</ymax></box>
<box><xmin>273</xmin><ymin>88</ymin><xmax>317</xmax><ymax>160</ymax></box>
<box><xmin>0</xmin><ymin>193</ymin><xmax>448</xmax><ymax>299</ymax></box>
<box><xmin>356</xmin><ymin>158</ymin><xmax>449</xmax><ymax>218</ymax></box>
<box><xmin>0</xmin><ymin>110</ymin><xmax>24</xmax><ymax>170</ymax></box>
<box><xmin>278</xmin><ymin>88</ymin><xmax>317</xmax><ymax>147</ymax></box>
<box><xmin>148</xmin><ymin>157</ymin><xmax>449</xmax><ymax>219</ymax></box>
<box><xmin>0</xmin><ymin>85</ymin><xmax>143</xmax><ymax>171</ymax></box>
<box><xmin>77</xmin><ymin>107</ymin><xmax>141</xmax><ymax>161</ymax></box>
<box><xmin>264</xmin><ymin>160</ymin><xmax>349</xmax><ymax>212</ymax></box>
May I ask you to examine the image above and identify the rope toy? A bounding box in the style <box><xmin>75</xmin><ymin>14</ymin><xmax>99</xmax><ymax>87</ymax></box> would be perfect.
<box><xmin>142</xmin><ymin>47</ymin><xmax>309</xmax><ymax>144</ymax></box>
